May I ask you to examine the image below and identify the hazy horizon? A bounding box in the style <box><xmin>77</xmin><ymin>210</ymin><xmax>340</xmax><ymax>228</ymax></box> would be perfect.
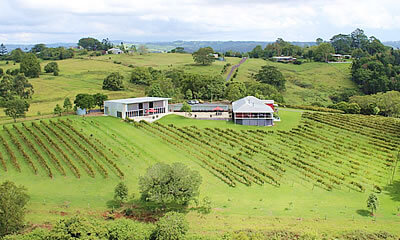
<box><xmin>1</xmin><ymin>0</ymin><xmax>400</xmax><ymax>44</ymax></box>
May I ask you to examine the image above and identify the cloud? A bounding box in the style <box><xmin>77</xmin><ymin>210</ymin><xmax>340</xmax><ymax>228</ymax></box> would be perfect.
<box><xmin>0</xmin><ymin>0</ymin><xmax>399</xmax><ymax>43</ymax></box>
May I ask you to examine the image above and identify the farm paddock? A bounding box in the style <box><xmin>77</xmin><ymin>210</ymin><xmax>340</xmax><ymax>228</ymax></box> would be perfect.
<box><xmin>0</xmin><ymin>111</ymin><xmax>399</xmax><ymax>236</ymax></box>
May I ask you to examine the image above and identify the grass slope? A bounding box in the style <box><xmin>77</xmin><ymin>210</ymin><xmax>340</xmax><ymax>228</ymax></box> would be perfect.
<box><xmin>0</xmin><ymin>53</ymin><xmax>357</xmax><ymax>122</ymax></box>
<box><xmin>0</xmin><ymin>112</ymin><xmax>399</xmax><ymax>236</ymax></box>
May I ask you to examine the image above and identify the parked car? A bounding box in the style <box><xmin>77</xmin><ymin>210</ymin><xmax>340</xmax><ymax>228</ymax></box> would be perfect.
<box><xmin>187</xmin><ymin>100</ymin><xmax>198</xmax><ymax>105</ymax></box>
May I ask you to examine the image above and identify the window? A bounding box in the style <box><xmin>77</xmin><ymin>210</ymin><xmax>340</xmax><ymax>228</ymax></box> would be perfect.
<box><xmin>149</xmin><ymin>102</ymin><xmax>154</xmax><ymax>108</ymax></box>
<box><xmin>104</xmin><ymin>107</ymin><xmax>109</xmax><ymax>115</ymax></box>
<box><xmin>117</xmin><ymin>111</ymin><xmax>122</xmax><ymax>118</ymax></box>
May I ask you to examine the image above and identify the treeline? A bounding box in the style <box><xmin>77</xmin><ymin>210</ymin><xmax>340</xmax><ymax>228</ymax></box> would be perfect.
<box><xmin>248</xmin><ymin>28</ymin><xmax>388</xmax><ymax>63</ymax></box>
<box><xmin>122</xmin><ymin>66</ymin><xmax>285</xmax><ymax>103</ymax></box>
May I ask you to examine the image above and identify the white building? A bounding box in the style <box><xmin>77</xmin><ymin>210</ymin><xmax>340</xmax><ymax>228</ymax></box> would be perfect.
<box><xmin>104</xmin><ymin>97</ymin><xmax>171</xmax><ymax>119</ymax></box>
<box><xmin>232</xmin><ymin>96</ymin><xmax>275</xmax><ymax>126</ymax></box>
<box><xmin>108</xmin><ymin>48</ymin><xmax>123</xmax><ymax>54</ymax></box>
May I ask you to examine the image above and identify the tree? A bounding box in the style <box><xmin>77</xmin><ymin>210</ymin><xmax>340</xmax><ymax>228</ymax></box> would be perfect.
<box><xmin>114</xmin><ymin>182</ymin><xmax>129</xmax><ymax>203</ymax></box>
<box><xmin>351</xmin><ymin>28</ymin><xmax>369</xmax><ymax>50</ymax></box>
<box><xmin>0</xmin><ymin>181</ymin><xmax>29</xmax><ymax>237</ymax></box>
<box><xmin>254</xmin><ymin>65</ymin><xmax>286</xmax><ymax>91</ymax></box>
<box><xmin>12</xmin><ymin>74</ymin><xmax>34</xmax><ymax>99</ymax></box>
<box><xmin>78</xmin><ymin>37</ymin><xmax>103</xmax><ymax>51</ymax></box>
<box><xmin>44</xmin><ymin>62</ymin><xmax>59</xmax><ymax>73</ymax></box>
<box><xmin>316</xmin><ymin>38</ymin><xmax>323</xmax><ymax>45</ymax></box>
<box><xmin>0</xmin><ymin>75</ymin><xmax>14</xmax><ymax>100</ymax></box>
<box><xmin>20</xmin><ymin>53</ymin><xmax>41</xmax><ymax>78</ymax></box>
<box><xmin>139</xmin><ymin>162</ymin><xmax>202</xmax><ymax>206</ymax></box>
<box><xmin>93</xmin><ymin>93</ymin><xmax>108</xmax><ymax>109</ymax></box>
<box><xmin>313</xmin><ymin>42</ymin><xmax>335</xmax><ymax>62</ymax></box>
<box><xmin>4</xmin><ymin>99</ymin><xmax>29</xmax><ymax>122</ymax></box>
<box><xmin>63</xmin><ymin>97</ymin><xmax>72</xmax><ymax>112</ymax></box>
<box><xmin>147</xmin><ymin>83</ymin><xmax>164</xmax><ymax>97</ymax></box>
<box><xmin>0</xmin><ymin>43</ymin><xmax>7</xmax><ymax>56</ymax></box>
<box><xmin>53</xmin><ymin>104</ymin><xmax>62</xmax><ymax>116</ymax></box>
<box><xmin>330</xmin><ymin>34</ymin><xmax>351</xmax><ymax>54</ymax></box>
<box><xmin>74</xmin><ymin>93</ymin><xmax>94</xmax><ymax>111</ymax></box>
<box><xmin>153</xmin><ymin>212</ymin><xmax>189</xmax><ymax>240</ymax></box>
<box><xmin>103</xmin><ymin>72</ymin><xmax>124</xmax><ymax>91</ymax></box>
<box><xmin>192</xmin><ymin>47</ymin><xmax>215</xmax><ymax>65</ymax></box>
<box><xmin>185</xmin><ymin>89</ymin><xmax>193</xmax><ymax>99</ymax></box>
<box><xmin>10</xmin><ymin>48</ymin><xmax>24</xmax><ymax>63</ymax></box>
<box><xmin>130</xmin><ymin>67</ymin><xmax>152</xmax><ymax>85</ymax></box>
<box><xmin>31</xmin><ymin>43</ymin><xmax>46</xmax><ymax>53</ymax></box>
<box><xmin>367</xmin><ymin>193</ymin><xmax>378</xmax><ymax>215</ymax></box>
<box><xmin>180</xmin><ymin>102</ymin><xmax>192</xmax><ymax>114</ymax></box>
<box><xmin>225</xmin><ymin>82</ymin><xmax>246</xmax><ymax>101</ymax></box>
<box><xmin>249</xmin><ymin>45</ymin><xmax>264</xmax><ymax>58</ymax></box>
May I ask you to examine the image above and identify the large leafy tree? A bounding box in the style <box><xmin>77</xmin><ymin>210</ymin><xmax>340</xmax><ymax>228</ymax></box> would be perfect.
<box><xmin>0</xmin><ymin>75</ymin><xmax>14</xmax><ymax>100</ymax></box>
<box><xmin>313</xmin><ymin>42</ymin><xmax>335</xmax><ymax>62</ymax></box>
<box><xmin>0</xmin><ymin>181</ymin><xmax>29</xmax><ymax>237</ymax></box>
<box><xmin>254</xmin><ymin>65</ymin><xmax>286</xmax><ymax>91</ymax></box>
<box><xmin>130</xmin><ymin>67</ymin><xmax>153</xmax><ymax>85</ymax></box>
<box><xmin>351</xmin><ymin>28</ymin><xmax>369</xmax><ymax>50</ymax></box>
<box><xmin>78</xmin><ymin>37</ymin><xmax>103</xmax><ymax>51</ymax></box>
<box><xmin>74</xmin><ymin>93</ymin><xmax>95</xmax><ymax>110</ymax></box>
<box><xmin>93</xmin><ymin>93</ymin><xmax>108</xmax><ymax>109</ymax></box>
<box><xmin>330</xmin><ymin>34</ymin><xmax>352</xmax><ymax>54</ymax></box>
<box><xmin>12</xmin><ymin>74</ymin><xmax>34</xmax><ymax>99</ymax></box>
<box><xmin>225</xmin><ymin>82</ymin><xmax>247</xmax><ymax>101</ymax></box>
<box><xmin>10</xmin><ymin>48</ymin><xmax>24</xmax><ymax>63</ymax></box>
<box><xmin>139</xmin><ymin>162</ymin><xmax>202</xmax><ymax>206</ymax></box>
<box><xmin>103</xmin><ymin>72</ymin><xmax>124</xmax><ymax>90</ymax></box>
<box><xmin>20</xmin><ymin>53</ymin><xmax>41</xmax><ymax>78</ymax></box>
<box><xmin>192</xmin><ymin>47</ymin><xmax>215</xmax><ymax>65</ymax></box>
<box><xmin>4</xmin><ymin>99</ymin><xmax>30</xmax><ymax>122</ymax></box>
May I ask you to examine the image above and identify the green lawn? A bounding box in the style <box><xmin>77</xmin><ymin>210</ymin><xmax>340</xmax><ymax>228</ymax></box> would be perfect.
<box><xmin>0</xmin><ymin>112</ymin><xmax>399</xmax><ymax>237</ymax></box>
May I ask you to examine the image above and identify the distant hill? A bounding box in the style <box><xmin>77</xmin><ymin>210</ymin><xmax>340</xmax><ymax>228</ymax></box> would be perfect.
<box><xmin>2</xmin><ymin>40</ymin><xmax>399</xmax><ymax>53</ymax></box>
<box><xmin>384</xmin><ymin>41</ymin><xmax>400</xmax><ymax>49</ymax></box>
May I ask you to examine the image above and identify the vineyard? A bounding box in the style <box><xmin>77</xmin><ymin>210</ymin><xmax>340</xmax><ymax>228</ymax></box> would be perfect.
<box><xmin>134</xmin><ymin>112</ymin><xmax>400</xmax><ymax>192</ymax></box>
<box><xmin>0</xmin><ymin>119</ymin><xmax>124</xmax><ymax>179</ymax></box>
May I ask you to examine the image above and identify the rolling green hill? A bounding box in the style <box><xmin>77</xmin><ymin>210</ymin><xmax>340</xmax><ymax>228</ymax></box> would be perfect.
<box><xmin>0</xmin><ymin>53</ymin><xmax>358</xmax><ymax>123</ymax></box>
<box><xmin>0</xmin><ymin>111</ymin><xmax>399</xmax><ymax>237</ymax></box>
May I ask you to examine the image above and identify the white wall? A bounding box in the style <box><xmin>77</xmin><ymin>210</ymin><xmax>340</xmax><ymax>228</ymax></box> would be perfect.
<box><xmin>104</xmin><ymin>102</ymin><xmax>126</xmax><ymax>118</ymax></box>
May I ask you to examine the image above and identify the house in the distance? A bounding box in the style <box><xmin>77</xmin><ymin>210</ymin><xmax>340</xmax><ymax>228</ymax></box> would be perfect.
<box><xmin>272</xmin><ymin>56</ymin><xmax>296</xmax><ymax>63</ymax></box>
<box><xmin>104</xmin><ymin>97</ymin><xmax>171</xmax><ymax>119</ymax></box>
<box><xmin>108</xmin><ymin>48</ymin><xmax>123</xmax><ymax>54</ymax></box>
<box><xmin>232</xmin><ymin>96</ymin><xmax>275</xmax><ymax>126</ymax></box>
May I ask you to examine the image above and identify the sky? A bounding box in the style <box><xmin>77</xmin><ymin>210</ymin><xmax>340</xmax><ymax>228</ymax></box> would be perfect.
<box><xmin>1</xmin><ymin>0</ymin><xmax>400</xmax><ymax>44</ymax></box>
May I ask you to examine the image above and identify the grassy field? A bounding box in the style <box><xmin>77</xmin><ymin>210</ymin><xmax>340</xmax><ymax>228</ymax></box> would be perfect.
<box><xmin>0</xmin><ymin>111</ymin><xmax>399</xmax><ymax>237</ymax></box>
<box><xmin>0</xmin><ymin>53</ymin><xmax>357</xmax><ymax>123</ymax></box>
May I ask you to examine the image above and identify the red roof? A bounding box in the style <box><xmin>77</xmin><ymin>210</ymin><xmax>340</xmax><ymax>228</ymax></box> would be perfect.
<box><xmin>213</xmin><ymin>106</ymin><xmax>224</xmax><ymax>111</ymax></box>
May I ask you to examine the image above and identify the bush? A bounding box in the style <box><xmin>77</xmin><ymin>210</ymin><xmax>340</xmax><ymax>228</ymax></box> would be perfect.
<box><xmin>48</xmin><ymin>216</ymin><xmax>107</xmax><ymax>239</ymax></box>
<box><xmin>44</xmin><ymin>62</ymin><xmax>59</xmax><ymax>73</ymax></box>
<box><xmin>139</xmin><ymin>162</ymin><xmax>202</xmax><ymax>206</ymax></box>
<box><xmin>107</xmin><ymin>219</ymin><xmax>154</xmax><ymax>240</ymax></box>
<box><xmin>114</xmin><ymin>182</ymin><xmax>129</xmax><ymax>203</ymax></box>
<box><xmin>152</xmin><ymin>212</ymin><xmax>189</xmax><ymax>240</ymax></box>
<box><xmin>103</xmin><ymin>72</ymin><xmax>124</xmax><ymax>91</ymax></box>
<box><xmin>293</xmin><ymin>60</ymin><xmax>302</xmax><ymax>65</ymax></box>
<box><xmin>3</xmin><ymin>228</ymin><xmax>49</xmax><ymax>240</ymax></box>
<box><xmin>0</xmin><ymin>181</ymin><xmax>30</xmax><ymax>237</ymax></box>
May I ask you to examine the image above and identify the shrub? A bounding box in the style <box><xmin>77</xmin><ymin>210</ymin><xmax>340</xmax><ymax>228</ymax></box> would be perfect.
<box><xmin>3</xmin><ymin>228</ymin><xmax>49</xmax><ymax>240</ymax></box>
<box><xmin>152</xmin><ymin>212</ymin><xmax>189</xmax><ymax>240</ymax></box>
<box><xmin>103</xmin><ymin>72</ymin><xmax>124</xmax><ymax>91</ymax></box>
<box><xmin>107</xmin><ymin>219</ymin><xmax>154</xmax><ymax>240</ymax></box>
<box><xmin>114</xmin><ymin>182</ymin><xmax>129</xmax><ymax>203</ymax></box>
<box><xmin>139</xmin><ymin>162</ymin><xmax>202</xmax><ymax>206</ymax></box>
<box><xmin>0</xmin><ymin>181</ymin><xmax>30</xmax><ymax>237</ymax></box>
<box><xmin>48</xmin><ymin>216</ymin><xmax>107</xmax><ymax>239</ymax></box>
<box><xmin>44</xmin><ymin>62</ymin><xmax>59</xmax><ymax>73</ymax></box>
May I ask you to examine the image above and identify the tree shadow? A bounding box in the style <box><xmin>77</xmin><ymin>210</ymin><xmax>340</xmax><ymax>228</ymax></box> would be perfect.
<box><xmin>356</xmin><ymin>209</ymin><xmax>371</xmax><ymax>217</ymax></box>
<box><xmin>384</xmin><ymin>180</ymin><xmax>400</xmax><ymax>202</ymax></box>
<box><xmin>106</xmin><ymin>199</ymin><xmax>121</xmax><ymax>209</ymax></box>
